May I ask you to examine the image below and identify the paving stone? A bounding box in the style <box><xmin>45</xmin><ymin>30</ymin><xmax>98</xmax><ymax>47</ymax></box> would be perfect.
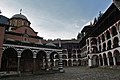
<box><xmin>1</xmin><ymin>67</ymin><xmax>120</xmax><ymax>80</ymax></box>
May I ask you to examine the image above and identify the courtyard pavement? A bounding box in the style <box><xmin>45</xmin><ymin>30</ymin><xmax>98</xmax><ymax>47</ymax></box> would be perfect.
<box><xmin>1</xmin><ymin>66</ymin><xmax>120</xmax><ymax>80</ymax></box>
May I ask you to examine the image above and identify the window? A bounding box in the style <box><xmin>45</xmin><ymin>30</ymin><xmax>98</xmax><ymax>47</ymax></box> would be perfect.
<box><xmin>25</xmin><ymin>29</ymin><xmax>27</xmax><ymax>34</ymax></box>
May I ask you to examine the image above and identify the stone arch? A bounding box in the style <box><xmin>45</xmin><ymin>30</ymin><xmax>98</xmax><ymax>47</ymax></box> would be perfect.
<box><xmin>73</xmin><ymin>60</ymin><xmax>77</xmax><ymax>66</ymax></box>
<box><xmin>62</xmin><ymin>50</ymin><xmax>67</xmax><ymax>54</ymax></box>
<box><xmin>77</xmin><ymin>50</ymin><xmax>81</xmax><ymax>54</ymax></box>
<box><xmin>113</xmin><ymin>50</ymin><xmax>120</xmax><ymax>65</ymax></box>
<box><xmin>62</xmin><ymin>55</ymin><xmax>67</xmax><ymax>59</ymax></box>
<box><xmin>91</xmin><ymin>38</ymin><xmax>97</xmax><ymax>45</ymax></box>
<box><xmin>72</xmin><ymin>50</ymin><xmax>76</xmax><ymax>54</ymax></box>
<box><xmin>111</xmin><ymin>26</ymin><xmax>118</xmax><ymax>37</ymax></box>
<box><xmin>102</xmin><ymin>34</ymin><xmax>105</xmax><ymax>42</ymax></box>
<box><xmin>103</xmin><ymin>43</ymin><xmax>106</xmax><ymax>51</ymax></box>
<box><xmin>107</xmin><ymin>40</ymin><xmax>112</xmax><ymax>50</ymax></box>
<box><xmin>103</xmin><ymin>53</ymin><xmax>108</xmax><ymax>65</ymax></box>
<box><xmin>113</xmin><ymin>37</ymin><xmax>119</xmax><ymax>48</ymax></box>
<box><xmin>99</xmin><ymin>54</ymin><xmax>103</xmax><ymax>66</ymax></box>
<box><xmin>108</xmin><ymin>52</ymin><xmax>114</xmax><ymax>66</ymax></box>
<box><xmin>78</xmin><ymin>54</ymin><xmax>81</xmax><ymax>58</ymax></box>
<box><xmin>92</xmin><ymin>46</ymin><xmax>98</xmax><ymax>53</ymax></box>
<box><xmin>62</xmin><ymin>60</ymin><xmax>67</xmax><ymax>67</ymax></box>
<box><xmin>98</xmin><ymin>37</ymin><xmax>101</xmax><ymax>44</ymax></box>
<box><xmin>92</xmin><ymin>55</ymin><xmax>99</xmax><ymax>67</ymax></box>
<box><xmin>73</xmin><ymin>55</ymin><xmax>76</xmax><ymax>58</ymax></box>
<box><xmin>78</xmin><ymin>59</ymin><xmax>81</xmax><ymax>66</ymax></box>
<box><xmin>106</xmin><ymin>30</ymin><xmax>111</xmax><ymax>39</ymax></box>
<box><xmin>20</xmin><ymin>49</ymin><xmax>33</xmax><ymax>72</ymax></box>
<box><xmin>36</xmin><ymin>50</ymin><xmax>47</xmax><ymax>70</ymax></box>
<box><xmin>50</xmin><ymin>51</ymin><xmax>59</xmax><ymax>67</ymax></box>
<box><xmin>1</xmin><ymin>48</ymin><xmax>18</xmax><ymax>71</ymax></box>
<box><xmin>68</xmin><ymin>60</ymin><xmax>72</xmax><ymax>66</ymax></box>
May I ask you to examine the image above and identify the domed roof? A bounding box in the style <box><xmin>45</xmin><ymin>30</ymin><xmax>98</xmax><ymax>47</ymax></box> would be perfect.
<box><xmin>0</xmin><ymin>15</ymin><xmax>9</xmax><ymax>25</ymax></box>
<box><xmin>11</xmin><ymin>13</ymin><xmax>28</xmax><ymax>20</ymax></box>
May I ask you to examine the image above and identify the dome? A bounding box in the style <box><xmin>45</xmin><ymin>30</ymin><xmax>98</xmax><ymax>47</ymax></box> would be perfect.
<box><xmin>11</xmin><ymin>13</ymin><xmax>28</xmax><ymax>20</ymax></box>
<box><xmin>0</xmin><ymin>15</ymin><xmax>9</xmax><ymax>25</ymax></box>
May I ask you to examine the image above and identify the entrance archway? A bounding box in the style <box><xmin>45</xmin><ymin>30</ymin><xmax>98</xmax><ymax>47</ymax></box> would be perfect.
<box><xmin>114</xmin><ymin>50</ymin><xmax>120</xmax><ymax>65</ymax></box>
<box><xmin>62</xmin><ymin>60</ymin><xmax>67</xmax><ymax>67</ymax></box>
<box><xmin>50</xmin><ymin>52</ymin><xmax>59</xmax><ymax>68</ymax></box>
<box><xmin>1</xmin><ymin>48</ymin><xmax>18</xmax><ymax>71</ymax></box>
<box><xmin>92</xmin><ymin>55</ymin><xmax>99</xmax><ymax>67</ymax></box>
<box><xmin>113</xmin><ymin>37</ymin><xmax>119</xmax><ymax>48</ymax></box>
<box><xmin>73</xmin><ymin>60</ymin><xmax>77</xmax><ymax>66</ymax></box>
<box><xmin>36</xmin><ymin>50</ymin><xmax>47</xmax><ymax>70</ymax></box>
<box><xmin>20</xmin><ymin>49</ymin><xmax>33</xmax><ymax>72</ymax></box>
<box><xmin>68</xmin><ymin>60</ymin><xmax>72</xmax><ymax>66</ymax></box>
<box><xmin>99</xmin><ymin>54</ymin><xmax>103</xmax><ymax>66</ymax></box>
<box><xmin>78</xmin><ymin>59</ymin><xmax>81</xmax><ymax>66</ymax></box>
<box><xmin>108</xmin><ymin>52</ymin><xmax>114</xmax><ymax>66</ymax></box>
<box><xmin>103</xmin><ymin>53</ymin><xmax>108</xmax><ymax>65</ymax></box>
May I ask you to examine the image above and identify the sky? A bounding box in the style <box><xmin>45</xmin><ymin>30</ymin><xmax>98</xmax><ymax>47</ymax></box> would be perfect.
<box><xmin>0</xmin><ymin>0</ymin><xmax>112</xmax><ymax>40</ymax></box>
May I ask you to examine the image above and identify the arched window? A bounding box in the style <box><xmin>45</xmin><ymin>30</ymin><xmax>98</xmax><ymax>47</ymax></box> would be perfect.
<box><xmin>114</xmin><ymin>50</ymin><xmax>120</xmax><ymax>65</ymax></box>
<box><xmin>102</xmin><ymin>34</ymin><xmax>105</xmax><ymax>42</ymax></box>
<box><xmin>91</xmin><ymin>38</ymin><xmax>97</xmax><ymax>45</ymax></box>
<box><xmin>112</xmin><ymin>26</ymin><xmax>117</xmax><ymax>36</ymax></box>
<box><xmin>106</xmin><ymin>31</ymin><xmax>111</xmax><ymax>39</ymax></box>
<box><xmin>99</xmin><ymin>54</ymin><xmax>103</xmax><ymax>66</ymax></box>
<box><xmin>99</xmin><ymin>45</ymin><xmax>101</xmax><ymax>52</ymax></box>
<box><xmin>98</xmin><ymin>37</ymin><xmax>101</xmax><ymax>44</ymax></box>
<box><xmin>108</xmin><ymin>52</ymin><xmax>114</xmax><ymax>66</ymax></box>
<box><xmin>92</xmin><ymin>46</ymin><xmax>98</xmax><ymax>53</ymax></box>
<box><xmin>103</xmin><ymin>43</ymin><xmax>106</xmax><ymax>51</ymax></box>
<box><xmin>113</xmin><ymin>37</ymin><xmax>119</xmax><ymax>48</ymax></box>
<box><xmin>103</xmin><ymin>53</ymin><xmax>108</xmax><ymax>65</ymax></box>
<box><xmin>107</xmin><ymin>40</ymin><xmax>112</xmax><ymax>50</ymax></box>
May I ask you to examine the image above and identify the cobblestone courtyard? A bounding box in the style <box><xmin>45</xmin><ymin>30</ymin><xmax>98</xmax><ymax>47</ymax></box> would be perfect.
<box><xmin>1</xmin><ymin>67</ymin><xmax>120</xmax><ymax>80</ymax></box>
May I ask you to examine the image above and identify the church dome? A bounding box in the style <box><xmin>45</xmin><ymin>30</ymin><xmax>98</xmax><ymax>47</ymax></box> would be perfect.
<box><xmin>11</xmin><ymin>13</ymin><xmax>28</xmax><ymax>20</ymax></box>
<box><xmin>10</xmin><ymin>13</ymin><xmax>31</xmax><ymax>27</ymax></box>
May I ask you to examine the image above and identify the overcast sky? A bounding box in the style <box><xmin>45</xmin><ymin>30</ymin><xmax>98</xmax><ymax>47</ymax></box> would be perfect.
<box><xmin>0</xmin><ymin>0</ymin><xmax>112</xmax><ymax>40</ymax></box>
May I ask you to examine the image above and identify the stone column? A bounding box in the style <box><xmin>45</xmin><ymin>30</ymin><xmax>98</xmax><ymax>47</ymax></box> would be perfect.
<box><xmin>46</xmin><ymin>53</ymin><xmax>50</xmax><ymax>71</ymax></box>
<box><xmin>17</xmin><ymin>50</ymin><xmax>21</xmax><ymax>74</ymax></box>
<box><xmin>107</xmin><ymin>58</ymin><xmax>110</xmax><ymax>66</ymax></box>
<box><xmin>113</xmin><ymin>57</ymin><xmax>116</xmax><ymax>66</ymax></box>
<box><xmin>58</xmin><ymin>52</ymin><xmax>64</xmax><ymax>73</ymax></box>
<box><xmin>67</xmin><ymin>60</ymin><xmax>68</xmax><ymax>66</ymax></box>
<box><xmin>102</xmin><ymin>58</ymin><xmax>105</xmax><ymax>66</ymax></box>
<box><xmin>33</xmin><ymin>52</ymin><xmax>37</xmax><ymax>73</ymax></box>
<box><xmin>88</xmin><ymin>58</ymin><xmax>92</xmax><ymax>67</ymax></box>
<box><xmin>71</xmin><ymin>60</ymin><xmax>73</xmax><ymax>66</ymax></box>
<box><xmin>98</xmin><ymin>59</ymin><xmax>101</xmax><ymax>66</ymax></box>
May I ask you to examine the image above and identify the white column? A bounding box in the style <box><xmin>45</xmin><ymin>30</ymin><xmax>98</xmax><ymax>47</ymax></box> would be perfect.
<box><xmin>113</xmin><ymin>57</ymin><xmax>117</xmax><ymax>66</ymax></box>
<box><xmin>99</xmin><ymin>59</ymin><xmax>101</xmax><ymax>66</ymax></box>
<box><xmin>17</xmin><ymin>50</ymin><xmax>22</xmax><ymax>74</ymax></box>
<box><xmin>67</xmin><ymin>60</ymin><xmax>68</xmax><ymax>66</ymax></box>
<box><xmin>107</xmin><ymin>58</ymin><xmax>110</xmax><ymax>66</ymax></box>
<box><xmin>58</xmin><ymin>52</ymin><xmax>64</xmax><ymax>73</ymax></box>
<box><xmin>54</xmin><ymin>60</ymin><xmax>55</xmax><ymax>66</ymax></box>
<box><xmin>102</xmin><ymin>58</ymin><xmax>105</xmax><ymax>66</ymax></box>
<box><xmin>88</xmin><ymin>59</ymin><xmax>92</xmax><ymax>67</ymax></box>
